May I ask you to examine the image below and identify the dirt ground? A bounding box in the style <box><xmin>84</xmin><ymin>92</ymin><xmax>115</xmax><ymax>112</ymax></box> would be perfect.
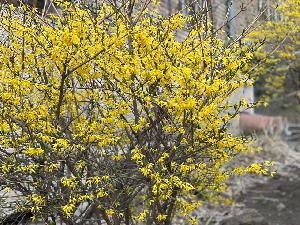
<box><xmin>240</xmin><ymin>165</ymin><xmax>300</xmax><ymax>225</ymax></box>
<box><xmin>219</xmin><ymin>97</ymin><xmax>300</xmax><ymax>225</ymax></box>
<box><xmin>197</xmin><ymin>135</ymin><xmax>300</xmax><ymax>225</ymax></box>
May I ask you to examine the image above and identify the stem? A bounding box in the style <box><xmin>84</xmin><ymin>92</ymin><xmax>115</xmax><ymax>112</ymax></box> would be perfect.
<box><xmin>55</xmin><ymin>69</ymin><xmax>67</xmax><ymax>125</ymax></box>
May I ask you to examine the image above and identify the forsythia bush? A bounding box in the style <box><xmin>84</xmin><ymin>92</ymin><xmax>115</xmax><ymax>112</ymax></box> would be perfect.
<box><xmin>0</xmin><ymin>1</ymin><xmax>271</xmax><ymax>224</ymax></box>
<box><xmin>249</xmin><ymin>0</ymin><xmax>300</xmax><ymax>100</ymax></box>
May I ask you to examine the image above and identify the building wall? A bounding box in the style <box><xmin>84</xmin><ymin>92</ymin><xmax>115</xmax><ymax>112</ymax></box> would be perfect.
<box><xmin>158</xmin><ymin>0</ymin><xmax>263</xmax><ymax>39</ymax></box>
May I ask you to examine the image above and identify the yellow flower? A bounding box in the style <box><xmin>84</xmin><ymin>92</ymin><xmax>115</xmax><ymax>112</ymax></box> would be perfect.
<box><xmin>22</xmin><ymin>148</ymin><xmax>44</xmax><ymax>156</ymax></box>
<box><xmin>62</xmin><ymin>203</ymin><xmax>75</xmax><ymax>218</ymax></box>
<box><xmin>157</xmin><ymin>214</ymin><xmax>167</xmax><ymax>221</ymax></box>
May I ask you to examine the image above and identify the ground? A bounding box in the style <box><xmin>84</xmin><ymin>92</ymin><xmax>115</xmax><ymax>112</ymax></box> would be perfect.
<box><xmin>239</xmin><ymin>165</ymin><xmax>300</xmax><ymax>225</ymax></box>
<box><xmin>198</xmin><ymin>135</ymin><xmax>300</xmax><ymax>225</ymax></box>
